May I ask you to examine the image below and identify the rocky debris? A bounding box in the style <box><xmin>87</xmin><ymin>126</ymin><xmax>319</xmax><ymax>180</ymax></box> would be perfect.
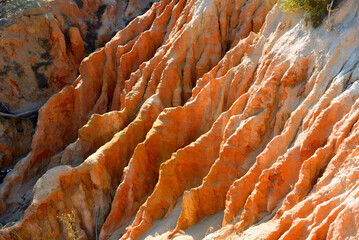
<box><xmin>0</xmin><ymin>0</ymin><xmax>358</xmax><ymax>239</ymax></box>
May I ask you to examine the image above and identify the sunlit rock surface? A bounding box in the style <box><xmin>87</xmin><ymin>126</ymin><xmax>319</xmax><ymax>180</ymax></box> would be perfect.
<box><xmin>0</xmin><ymin>0</ymin><xmax>358</xmax><ymax>239</ymax></box>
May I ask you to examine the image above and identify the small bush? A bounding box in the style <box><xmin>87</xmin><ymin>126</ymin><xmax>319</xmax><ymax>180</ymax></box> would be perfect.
<box><xmin>281</xmin><ymin>0</ymin><xmax>337</xmax><ymax>27</ymax></box>
<box><xmin>58</xmin><ymin>210</ymin><xmax>79</xmax><ymax>240</ymax></box>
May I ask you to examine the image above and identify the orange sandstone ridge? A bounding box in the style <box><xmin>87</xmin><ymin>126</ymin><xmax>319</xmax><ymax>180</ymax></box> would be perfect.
<box><xmin>0</xmin><ymin>0</ymin><xmax>157</xmax><ymax>169</ymax></box>
<box><xmin>0</xmin><ymin>0</ymin><xmax>359</xmax><ymax>239</ymax></box>
<box><xmin>0</xmin><ymin>0</ymin><xmax>157</xmax><ymax>114</ymax></box>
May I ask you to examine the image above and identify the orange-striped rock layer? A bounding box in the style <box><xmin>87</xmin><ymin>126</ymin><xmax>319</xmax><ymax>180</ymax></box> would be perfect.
<box><xmin>0</xmin><ymin>0</ymin><xmax>156</xmax><ymax>170</ymax></box>
<box><xmin>0</xmin><ymin>0</ymin><xmax>358</xmax><ymax>239</ymax></box>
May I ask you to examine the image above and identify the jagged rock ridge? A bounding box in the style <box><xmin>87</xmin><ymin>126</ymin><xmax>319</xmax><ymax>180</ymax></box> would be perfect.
<box><xmin>0</xmin><ymin>0</ymin><xmax>157</xmax><ymax>171</ymax></box>
<box><xmin>0</xmin><ymin>0</ymin><xmax>358</xmax><ymax>239</ymax></box>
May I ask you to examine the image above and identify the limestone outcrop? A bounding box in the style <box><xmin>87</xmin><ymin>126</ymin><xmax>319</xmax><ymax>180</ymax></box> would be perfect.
<box><xmin>0</xmin><ymin>0</ymin><xmax>358</xmax><ymax>239</ymax></box>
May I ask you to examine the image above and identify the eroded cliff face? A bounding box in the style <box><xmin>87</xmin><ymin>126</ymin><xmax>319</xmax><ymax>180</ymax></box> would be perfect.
<box><xmin>0</xmin><ymin>0</ymin><xmax>358</xmax><ymax>239</ymax></box>
<box><xmin>0</xmin><ymin>0</ymin><xmax>157</xmax><ymax>169</ymax></box>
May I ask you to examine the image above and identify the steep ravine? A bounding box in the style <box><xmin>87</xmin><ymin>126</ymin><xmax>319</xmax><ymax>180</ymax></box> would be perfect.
<box><xmin>0</xmin><ymin>0</ymin><xmax>358</xmax><ymax>239</ymax></box>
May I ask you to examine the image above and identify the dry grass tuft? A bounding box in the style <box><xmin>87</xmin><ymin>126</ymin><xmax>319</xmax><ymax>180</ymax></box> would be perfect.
<box><xmin>58</xmin><ymin>210</ymin><xmax>79</xmax><ymax>240</ymax></box>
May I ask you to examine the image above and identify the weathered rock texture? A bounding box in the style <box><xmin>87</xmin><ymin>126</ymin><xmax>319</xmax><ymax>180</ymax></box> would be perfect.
<box><xmin>0</xmin><ymin>0</ymin><xmax>157</xmax><ymax>169</ymax></box>
<box><xmin>0</xmin><ymin>0</ymin><xmax>358</xmax><ymax>239</ymax></box>
<box><xmin>0</xmin><ymin>117</ymin><xmax>34</xmax><ymax>170</ymax></box>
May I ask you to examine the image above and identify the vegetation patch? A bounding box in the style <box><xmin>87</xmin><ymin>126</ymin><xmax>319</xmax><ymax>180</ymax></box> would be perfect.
<box><xmin>281</xmin><ymin>0</ymin><xmax>338</xmax><ymax>28</ymax></box>
<box><xmin>58</xmin><ymin>210</ymin><xmax>79</xmax><ymax>240</ymax></box>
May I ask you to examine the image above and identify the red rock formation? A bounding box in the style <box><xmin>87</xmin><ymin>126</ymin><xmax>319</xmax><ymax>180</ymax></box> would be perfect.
<box><xmin>0</xmin><ymin>0</ymin><xmax>358</xmax><ymax>239</ymax></box>
<box><xmin>0</xmin><ymin>0</ymin><xmax>157</xmax><ymax>171</ymax></box>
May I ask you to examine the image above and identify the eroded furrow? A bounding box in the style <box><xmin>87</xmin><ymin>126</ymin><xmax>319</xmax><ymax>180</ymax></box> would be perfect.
<box><xmin>1</xmin><ymin>0</ymin><xmax>358</xmax><ymax>239</ymax></box>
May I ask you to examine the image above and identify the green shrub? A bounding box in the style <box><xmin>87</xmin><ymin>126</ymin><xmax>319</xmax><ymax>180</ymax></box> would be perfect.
<box><xmin>281</xmin><ymin>0</ymin><xmax>336</xmax><ymax>28</ymax></box>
